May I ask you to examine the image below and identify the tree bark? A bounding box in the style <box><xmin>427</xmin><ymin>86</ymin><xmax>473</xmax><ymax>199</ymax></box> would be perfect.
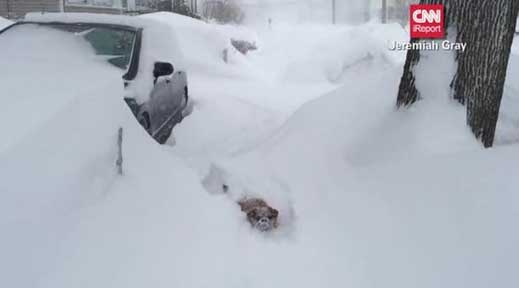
<box><xmin>397</xmin><ymin>0</ymin><xmax>519</xmax><ymax>148</ymax></box>
<box><xmin>463</xmin><ymin>0</ymin><xmax>519</xmax><ymax>148</ymax></box>
<box><xmin>396</xmin><ymin>39</ymin><xmax>421</xmax><ymax>107</ymax></box>
<box><xmin>396</xmin><ymin>0</ymin><xmax>448</xmax><ymax>107</ymax></box>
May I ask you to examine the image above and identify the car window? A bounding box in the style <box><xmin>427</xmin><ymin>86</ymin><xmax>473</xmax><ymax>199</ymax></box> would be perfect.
<box><xmin>83</xmin><ymin>27</ymin><xmax>136</xmax><ymax>70</ymax></box>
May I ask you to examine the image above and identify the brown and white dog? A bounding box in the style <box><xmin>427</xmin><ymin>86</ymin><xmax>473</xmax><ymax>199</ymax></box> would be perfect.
<box><xmin>238</xmin><ymin>198</ymin><xmax>279</xmax><ymax>232</ymax></box>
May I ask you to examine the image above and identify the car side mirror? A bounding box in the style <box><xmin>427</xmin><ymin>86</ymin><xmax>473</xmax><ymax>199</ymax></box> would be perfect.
<box><xmin>153</xmin><ymin>62</ymin><xmax>174</xmax><ymax>79</ymax></box>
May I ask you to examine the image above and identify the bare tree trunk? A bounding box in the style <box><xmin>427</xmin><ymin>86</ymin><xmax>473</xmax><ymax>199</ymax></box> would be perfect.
<box><xmin>448</xmin><ymin>1</ymin><xmax>474</xmax><ymax>105</ymax></box>
<box><xmin>397</xmin><ymin>0</ymin><xmax>519</xmax><ymax>148</ymax></box>
<box><xmin>397</xmin><ymin>0</ymin><xmax>448</xmax><ymax>107</ymax></box>
<box><xmin>396</xmin><ymin>40</ymin><xmax>421</xmax><ymax>107</ymax></box>
<box><xmin>463</xmin><ymin>1</ymin><xmax>519</xmax><ymax>148</ymax></box>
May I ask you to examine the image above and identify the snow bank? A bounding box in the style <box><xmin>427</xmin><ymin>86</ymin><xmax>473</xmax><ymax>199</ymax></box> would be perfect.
<box><xmin>207</xmin><ymin>51</ymin><xmax>518</xmax><ymax>288</ymax></box>
<box><xmin>3</xmin><ymin>13</ymin><xmax>517</xmax><ymax>288</ymax></box>
<box><xmin>170</xmin><ymin>21</ymin><xmax>410</xmax><ymax>163</ymax></box>
<box><xmin>38</xmin><ymin>145</ymin><xmax>253</xmax><ymax>288</ymax></box>
<box><xmin>172</xmin><ymin>19</ymin><xmax>518</xmax><ymax>288</ymax></box>
<box><xmin>0</xmin><ymin>16</ymin><xmax>12</xmax><ymax>30</ymax></box>
<box><xmin>175</xmin><ymin>23</ymin><xmax>518</xmax><ymax>288</ymax></box>
<box><xmin>248</xmin><ymin>22</ymin><xmax>407</xmax><ymax>84</ymax></box>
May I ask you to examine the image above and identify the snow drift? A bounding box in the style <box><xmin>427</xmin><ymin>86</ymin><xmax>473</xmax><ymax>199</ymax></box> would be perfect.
<box><xmin>171</xmin><ymin>18</ymin><xmax>519</xmax><ymax>288</ymax></box>
<box><xmin>1</xmin><ymin>11</ymin><xmax>518</xmax><ymax>288</ymax></box>
<box><xmin>252</xmin><ymin>22</ymin><xmax>407</xmax><ymax>84</ymax></box>
<box><xmin>208</xmin><ymin>44</ymin><xmax>519</xmax><ymax>288</ymax></box>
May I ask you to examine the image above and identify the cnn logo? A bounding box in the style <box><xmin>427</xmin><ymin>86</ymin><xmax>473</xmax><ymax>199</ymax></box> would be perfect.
<box><xmin>410</xmin><ymin>4</ymin><xmax>445</xmax><ymax>39</ymax></box>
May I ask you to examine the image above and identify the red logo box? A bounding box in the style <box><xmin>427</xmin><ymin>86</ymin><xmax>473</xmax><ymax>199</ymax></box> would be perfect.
<box><xmin>410</xmin><ymin>4</ymin><xmax>445</xmax><ymax>39</ymax></box>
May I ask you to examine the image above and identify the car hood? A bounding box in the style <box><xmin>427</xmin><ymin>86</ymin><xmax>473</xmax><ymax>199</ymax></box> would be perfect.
<box><xmin>0</xmin><ymin>62</ymin><xmax>124</xmax><ymax>152</ymax></box>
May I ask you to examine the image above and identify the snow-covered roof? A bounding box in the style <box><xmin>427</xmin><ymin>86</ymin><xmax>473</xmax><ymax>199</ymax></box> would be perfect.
<box><xmin>24</xmin><ymin>12</ymin><xmax>148</xmax><ymax>28</ymax></box>
<box><xmin>0</xmin><ymin>16</ymin><xmax>13</xmax><ymax>30</ymax></box>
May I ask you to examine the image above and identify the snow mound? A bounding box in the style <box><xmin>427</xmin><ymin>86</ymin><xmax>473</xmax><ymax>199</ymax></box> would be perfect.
<box><xmin>210</xmin><ymin>48</ymin><xmax>518</xmax><ymax>288</ymax></box>
<box><xmin>260</xmin><ymin>50</ymin><xmax>478</xmax><ymax>168</ymax></box>
<box><xmin>251</xmin><ymin>23</ymin><xmax>408</xmax><ymax>84</ymax></box>
<box><xmin>171</xmin><ymin>22</ymin><xmax>410</xmax><ymax>164</ymax></box>
<box><xmin>2</xmin><ymin>13</ymin><xmax>518</xmax><ymax>288</ymax></box>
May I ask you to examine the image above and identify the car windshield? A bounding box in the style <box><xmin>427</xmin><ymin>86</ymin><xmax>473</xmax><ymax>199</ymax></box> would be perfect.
<box><xmin>0</xmin><ymin>23</ymin><xmax>136</xmax><ymax>70</ymax></box>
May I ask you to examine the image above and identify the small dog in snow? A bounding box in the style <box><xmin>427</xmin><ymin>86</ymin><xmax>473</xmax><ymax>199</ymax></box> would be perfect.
<box><xmin>238</xmin><ymin>197</ymin><xmax>279</xmax><ymax>232</ymax></box>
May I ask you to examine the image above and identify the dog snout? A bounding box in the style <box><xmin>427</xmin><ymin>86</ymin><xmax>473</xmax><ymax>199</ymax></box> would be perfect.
<box><xmin>255</xmin><ymin>217</ymin><xmax>272</xmax><ymax>231</ymax></box>
<box><xmin>259</xmin><ymin>217</ymin><xmax>269</xmax><ymax>224</ymax></box>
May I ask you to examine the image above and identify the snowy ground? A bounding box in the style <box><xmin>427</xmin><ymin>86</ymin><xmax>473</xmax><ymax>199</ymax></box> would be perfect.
<box><xmin>1</xmin><ymin>12</ymin><xmax>518</xmax><ymax>288</ymax></box>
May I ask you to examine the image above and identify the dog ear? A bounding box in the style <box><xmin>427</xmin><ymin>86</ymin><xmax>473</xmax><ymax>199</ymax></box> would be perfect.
<box><xmin>238</xmin><ymin>199</ymin><xmax>249</xmax><ymax>211</ymax></box>
<box><xmin>270</xmin><ymin>208</ymin><xmax>279</xmax><ymax>218</ymax></box>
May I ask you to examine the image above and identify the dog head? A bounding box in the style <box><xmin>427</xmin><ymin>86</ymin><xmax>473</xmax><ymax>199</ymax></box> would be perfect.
<box><xmin>246</xmin><ymin>205</ymin><xmax>279</xmax><ymax>232</ymax></box>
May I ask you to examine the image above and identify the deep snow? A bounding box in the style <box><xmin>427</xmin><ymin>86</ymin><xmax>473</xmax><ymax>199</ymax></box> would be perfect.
<box><xmin>0</xmin><ymin>22</ymin><xmax>131</xmax><ymax>287</ymax></box>
<box><xmin>1</xmin><ymin>12</ymin><xmax>518</xmax><ymax>288</ymax></box>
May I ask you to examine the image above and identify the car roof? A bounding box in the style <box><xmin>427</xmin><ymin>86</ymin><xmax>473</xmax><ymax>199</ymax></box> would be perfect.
<box><xmin>24</xmin><ymin>12</ymin><xmax>148</xmax><ymax>29</ymax></box>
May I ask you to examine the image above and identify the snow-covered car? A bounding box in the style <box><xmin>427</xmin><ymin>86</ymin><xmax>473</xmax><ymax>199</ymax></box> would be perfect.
<box><xmin>0</xmin><ymin>16</ymin><xmax>12</xmax><ymax>30</ymax></box>
<box><xmin>0</xmin><ymin>13</ymin><xmax>188</xmax><ymax>144</ymax></box>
